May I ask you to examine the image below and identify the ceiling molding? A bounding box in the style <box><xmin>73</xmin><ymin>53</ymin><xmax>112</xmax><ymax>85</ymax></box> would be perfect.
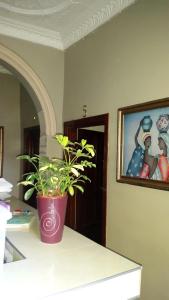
<box><xmin>0</xmin><ymin>16</ymin><xmax>63</xmax><ymax>50</ymax></box>
<box><xmin>0</xmin><ymin>0</ymin><xmax>72</xmax><ymax>16</ymax></box>
<box><xmin>62</xmin><ymin>0</ymin><xmax>136</xmax><ymax>49</ymax></box>
<box><xmin>0</xmin><ymin>0</ymin><xmax>136</xmax><ymax>50</ymax></box>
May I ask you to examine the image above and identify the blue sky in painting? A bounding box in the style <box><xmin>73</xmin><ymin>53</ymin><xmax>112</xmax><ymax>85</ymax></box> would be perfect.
<box><xmin>123</xmin><ymin>106</ymin><xmax>169</xmax><ymax>174</ymax></box>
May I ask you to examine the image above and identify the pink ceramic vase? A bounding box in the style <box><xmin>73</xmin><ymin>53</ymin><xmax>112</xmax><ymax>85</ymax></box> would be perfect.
<box><xmin>37</xmin><ymin>194</ymin><xmax>68</xmax><ymax>244</ymax></box>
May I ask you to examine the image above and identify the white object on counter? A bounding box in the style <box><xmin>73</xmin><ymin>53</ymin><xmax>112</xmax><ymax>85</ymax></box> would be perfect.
<box><xmin>0</xmin><ymin>201</ymin><xmax>12</xmax><ymax>273</ymax></box>
<box><xmin>0</xmin><ymin>178</ymin><xmax>13</xmax><ymax>193</ymax></box>
<box><xmin>0</xmin><ymin>192</ymin><xmax>11</xmax><ymax>200</ymax></box>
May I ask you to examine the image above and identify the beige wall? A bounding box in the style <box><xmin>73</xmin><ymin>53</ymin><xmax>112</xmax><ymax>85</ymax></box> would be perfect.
<box><xmin>20</xmin><ymin>85</ymin><xmax>39</xmax><ymax>130</ymax></box>
<box><xmin>0</xmin><ymin>0</ymin><xmax>169</xmax><ymax>298</ymax></box>
<box><xmin>0</xmin><ymin>35</ymin><xmax>64</xmax><ymax>156</ymax></box>
<box><xmin>0</xmin><ymin>74</ymin><xmax>20</xmax><ymax>197</ymax></box>
<box><xmin>64</xmin><ymin>1</ymin><xmax>169</xmax><ymax>299</ymax></box>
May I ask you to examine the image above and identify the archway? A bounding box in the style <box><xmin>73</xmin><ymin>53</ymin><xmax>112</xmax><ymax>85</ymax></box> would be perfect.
<box><xmin>0</xmin><ymin>43</ymin><xmax>56</xmax><ymax>155</ymax></box>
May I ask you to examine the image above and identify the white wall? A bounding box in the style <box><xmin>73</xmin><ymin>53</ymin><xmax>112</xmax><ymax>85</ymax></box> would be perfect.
<box><xmin>64</xmin><ymin>1</ymin><xmax>169</xmax><ymax>299</ymax></box>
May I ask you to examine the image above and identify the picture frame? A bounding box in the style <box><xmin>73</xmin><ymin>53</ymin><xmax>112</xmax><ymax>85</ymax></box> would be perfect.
<box><xmin>0</xmin><ymin>126</ymin><xmax>4</xmax><ymax>177</ymax></box>
<box><xmin>117</xmin><ymin>97</ymin><xmax>169</xmax><ymax>190</ymax></box>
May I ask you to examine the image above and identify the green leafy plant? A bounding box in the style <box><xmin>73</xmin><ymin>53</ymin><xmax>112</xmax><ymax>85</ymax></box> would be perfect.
<box><xmin>17</xmin><ymin>135</ymin><xmax>96</xmax><ymax>200</ymax></box>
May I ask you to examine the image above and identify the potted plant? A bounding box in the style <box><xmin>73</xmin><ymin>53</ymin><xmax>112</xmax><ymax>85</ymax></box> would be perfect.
<box><xmin>17</xmin><ymin>135</ymin><xmax>96</xmax><ymax>244</ymax></box>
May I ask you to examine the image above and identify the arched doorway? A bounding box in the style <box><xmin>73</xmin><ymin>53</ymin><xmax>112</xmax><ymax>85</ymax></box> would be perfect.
<box><xmin>0</xmin><ymin>43</ymin><xmax>56</xmax><ymax>155</ymax></box>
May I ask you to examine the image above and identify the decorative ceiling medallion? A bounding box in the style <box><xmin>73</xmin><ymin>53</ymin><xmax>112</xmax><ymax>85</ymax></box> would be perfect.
<box><xmin>0</xmin><ymin>0</ymin><xmax>72</xmax><ymax>16</ymax></box>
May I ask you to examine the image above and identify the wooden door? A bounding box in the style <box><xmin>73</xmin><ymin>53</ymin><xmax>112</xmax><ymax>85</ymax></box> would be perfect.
<box><xmin>76</xmin><ymin>129</ymin><xmax>104</xmax><ymax>244</ymax></box>
<box><xmin>23</xmin><ymin>126</ymin><xmax>40</xmax><ymax>208</ymax></box>
<box><xmin>64</xmin><ymin>114</ymin><xmax>108</xmax><ymax>246</ymax></box>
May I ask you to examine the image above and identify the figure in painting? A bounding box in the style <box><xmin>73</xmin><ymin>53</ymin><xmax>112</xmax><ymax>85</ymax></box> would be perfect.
<box><xmin>156</xmin><ymin>114</ymin><xmax>169</xmax><ymax>133</ymax></box>
<box><xmin>126</xmin><ymin>113</ymin><xmax>169</xmax><ymax>182</ymax></box>
<box><xmin>157</xmin><ymin>134</ymin><xmax>169</xmax><ymax>181</ymax></box>
<box><xmin>126</xmin><ymin>115</ymin><xmax>158</xmax><ymax>179</ymax></box>
<box><xmin>156</xmin><ymin>114</ymin><xmax>169</xmax><ymax>181</ymax></box>
<box><xmin>126</xmin><ymin>120</ymin><xmax>144</xmax><ymax>177</ymax></box>
<box><xmin>139</xmin><ymin>133</ymin><xmax>158</xmax><ymax>179</ymax></box>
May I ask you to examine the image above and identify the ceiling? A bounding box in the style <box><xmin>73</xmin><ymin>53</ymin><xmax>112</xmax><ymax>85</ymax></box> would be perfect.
<box><xmin>0</xmin><ymin>0</ymin><xmax>136</xmax><ymax>51</ymax></box>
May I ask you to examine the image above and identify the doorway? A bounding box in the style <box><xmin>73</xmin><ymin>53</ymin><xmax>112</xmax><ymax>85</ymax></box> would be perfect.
<box><xmin>64</xmin><ymin>113</ymin><xmax>108</xmax><ymax>246</ymax></box>
<box><xmin>22</xmin><ymin>126</ymin><xmax>40</xmax><ymax>208</ymax></box>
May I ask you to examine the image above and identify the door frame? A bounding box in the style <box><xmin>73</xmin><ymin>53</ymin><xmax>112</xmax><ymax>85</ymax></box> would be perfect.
<box><xmin>64</xmin><ymin>113</ymin><xmax>109</xmax><ymax>246</ymax></box>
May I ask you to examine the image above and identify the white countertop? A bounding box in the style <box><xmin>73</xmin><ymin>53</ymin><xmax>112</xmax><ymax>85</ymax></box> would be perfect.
<box><xmin>1</xmin><ymin>198</ymin><xmax>142</xmax><ymax>300</ymax></box>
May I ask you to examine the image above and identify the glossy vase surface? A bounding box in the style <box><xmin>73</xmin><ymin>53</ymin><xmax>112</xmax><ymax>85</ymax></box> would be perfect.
<box><xmin>37</xmin><ymin>194</ymin><xmax>68</xmax><ymax>244</ymax></box>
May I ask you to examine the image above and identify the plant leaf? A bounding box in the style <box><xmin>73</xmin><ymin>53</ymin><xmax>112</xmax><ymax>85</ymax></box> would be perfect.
<box><xmin>73</xmin><ymin>185</ymin><xmax>84</xmax><ymax>193</ymax></box>
<box><xmin>81</xmin><ymin>139</ymin><xmax>87</xmax><ymax>147</ymax></box>
<box><xmin>68</xmin><ymin>185</ymin><xmax>74</xmax><ymax>196</ymax></box>
<box><xmin>17</xmin><ymin>180</ymin><xmax>34</xmax><ymax>186</ymax></box>
<box><xmin>76</xmin><ymin>149</ymin><xmax>82</xmax><ymax>157</ymax></box>
<box><xmin>73</xmin><ymin>164</ymin><xmax>84</xmax><ymax>171</ymax></box>
<box><xmin>24</xmin><ymin>187</ymin><xmax>35</xmax><ymax>201</ymax></box>
<box><xmin>55</xmin><ymin>135</ymin><xmax>69</xmax><ymax>147</ymax></box>
<box><xmin>85</xmin><ymin>145</ymin><xmax>95</xmax><ymax>157</ymax></box>
<box><xmin>17</xmin><ymin>154</ymin><xmax>30</xmax><ymax>160</ymax></box>
<box><xmin>39</xmin><ymin>165</ymin><xmax>50</xmax><ymax>171</ymax></box>
<box><xmin>71</xmin><ymin>168</ymin><xmax>79</xmax><ymax>177</ymax></box>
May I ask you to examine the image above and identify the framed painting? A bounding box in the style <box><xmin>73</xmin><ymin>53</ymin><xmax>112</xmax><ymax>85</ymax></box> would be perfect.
<box><xmin>0</xmin><ymin>127</ymin><xmax>4</xmax><ymax>177</ymax></box>
<box><xmin>117</xmin><ymin>98</ymin><xmax>169</xmax><ymax>190</ymax></box>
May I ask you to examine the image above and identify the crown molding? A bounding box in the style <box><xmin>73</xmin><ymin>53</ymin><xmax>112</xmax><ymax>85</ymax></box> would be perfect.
<box><xmin>63</xmin><ymin>0</ymin><xmax>136</xmax><ymax>49</ymax></box>
<box><xmin>0</xmin><ymin>0</ymin><xmax>72</xmax><ymax>16</ymax></box>
<box><xmin>0</xmin><ymin>0</ymin><xmax>136</xmax><ymax>50</ymax></box>
<box><xmin>0</xmin><ymin>16</ymin><xmax>64</xmax><ymax>50</ymax></box>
